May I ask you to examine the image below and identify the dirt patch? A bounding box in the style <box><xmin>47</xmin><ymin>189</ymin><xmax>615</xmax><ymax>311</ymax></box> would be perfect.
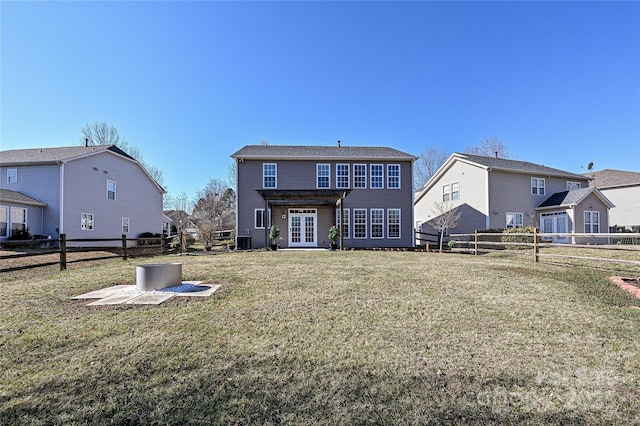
<box><xmin>609</xmin><ymin>276</ymin><xmax>640</xmax><ymax>299</ymax></box>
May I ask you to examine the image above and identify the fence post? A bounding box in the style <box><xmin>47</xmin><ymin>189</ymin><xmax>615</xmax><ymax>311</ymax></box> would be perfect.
<box><xmin>533</xmin><ymin>228</ymin><xmax>539</xmax><ymax>263</ymax></box>
<box><xmin>474</xmin><ymin>230</ymin><xmax>478</xmax><ymax>255</ymax></box>
<box><xmin>161</xmin><ymin>234</ymin><xmax>166</xmax><ymax>255</ymax></box>
<box><xmin>59</xmin><ymin>234</ymin><xmax>67</xmax><ymax>271</ymax></box>
<box><xmin>122</xmin><ymin>234</ymin><xmax>128</xmax><ymax>261</ymax></box>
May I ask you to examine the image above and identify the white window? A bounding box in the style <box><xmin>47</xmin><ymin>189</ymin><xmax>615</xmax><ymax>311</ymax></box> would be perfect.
<box><xmin>353</xmin><ymin>164</ymin><xmax>367</xmax><ymax>188</ymax></box>
<box><xmin>567</xmin><ymin>181</ymin><xmax>581</xmax><ymax>190</ymax></box>
<box><xmin>584</xmin><ymin>211</ymin><xmax>600</xmax><ymax>233</ymax></box>
<box><xmin>387</xmin><ymin>164</ymin><xmax>400</xmax><ymax>189</ymax></box>
<box><xmin>81</xmin><ymin>213</ymin><xmax>94</xmax><ymax>231</ymax></box>
<box><xmin>388</xmin><ymin>209</ymin><xmax>401</xmax><ymax>239</ymax></box>
<box><xmin>263</xmin><ymin>163</ymin><xmax>277</xmax><ymax>188</ymax></box>
<box><xmin>255</xmin><ymin>209</ymin><xmax>271</xmax><ymax>229</ymax></box>
<box><xmin>336</xmin><ymin>164</ymin><xmax>350</xmax><ymax>189</ymax></box>
<box><xmin>506</xmin><ymin>212</ymin><xmax>524</xmax><ymax>228</ymax></box>
<box><xmin>353</xmin><ymin>208</ymin><xmax>367</xmax><ymax>238</ymax></box>
<box><xmin>0</xmin><ymin>206</ymin><xmax>7</xmax><ymax>237</ymax></box>
<box><xmin>443</xmin><ymin>184</ymin><xmax>450</xmax><ymax>202</ymax></box>
<box><xmin>451</xmin><ymin>182</ymin><xmax>459</xmax><ymax>200</ymax></box>
<box><xmin>317</xmin><ymin>164</ymin><xmax>330</xmax><ymax>188</ymax></box>
<box><xmin>336</xmin><ymin>208</ymin><xmax>350</xmax><ymax>239</ymax></box>
<box><xmin>107</xmin><ymin>180</ymin><xmax>116</xmax><ymax>200</ymax></box>
<box><xmin>10</xmin><ymin>207</ymin><xmax>27</xmax><ymax>234</ymax></box>
<box><xmin>122</xmin><ymin>218</ymin><xmax>130</xmax><ymax>233</ymax></box>
<box><xmin>370</xmin><ymin>209</ymin><xmax>384</xmax><ymax>238</ymax></box>
<box><xmin>370</xmin><ymin>164</ymin><xmax>383</xmax><ymax>188</ymax></box>
<box><xmin>7</xmin><ymin>169</ymin><xmax>17</xmax><ymax>183</ymax></box>
<box><xmin>531</xmin><ymin>178</ymin><xmax>545</xmax><ymax>196</ymax></box>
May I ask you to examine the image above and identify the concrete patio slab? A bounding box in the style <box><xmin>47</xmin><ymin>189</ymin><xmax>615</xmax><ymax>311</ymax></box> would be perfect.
<box><xmin>71</xmin><ymin>285</ymin><xmax>135</xmax><ymax>300</ymax></box>
<box><xmin>126</xmin><ymin>293</ymin><xmax>174</xmax><ymax>305</ymax></box>
<box><xmin>87</xmin><ymin>293</ymin><xmax>140</xmax><ymax>306</ymax></box>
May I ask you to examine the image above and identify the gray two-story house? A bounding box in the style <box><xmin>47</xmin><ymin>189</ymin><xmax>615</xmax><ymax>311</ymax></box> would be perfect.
<box><xmin>0</xmin><ymin>145</ymin><xmax>166</xmax><ymax>245</ymax></box>
<box><xmin>414</xmin><ymin>153</ymin><xmax>613</xmax><ymax>244</ymax></box>
<box><xmin>231</xmin><ymin>145</ymin><xmax>418</xmax><ymax>249</ymax></box>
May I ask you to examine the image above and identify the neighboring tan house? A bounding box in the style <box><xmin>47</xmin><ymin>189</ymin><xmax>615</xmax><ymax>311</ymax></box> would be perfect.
<box><xmin>164</xmin><ymin>209</ymin><xmax>199</xmax><ymax>238</ymax></box>
<box><xmin>414</xmin><ymin>153</ymin><xmax>614</xmax><ymax>244</ymax></box>
<box><xmin>0</xmin><ymin>145</ymin><xmax>166</xmax><ymax>245</ymax></box>
<box><xmin>586</xmin><ymin>169</ymin><xmax>640</xmax><ymax>232</ymax></box>
<box><xmin>231</xmin><ymin>144</ymin><xmax>418</xmax><ymax>249</ymax></box>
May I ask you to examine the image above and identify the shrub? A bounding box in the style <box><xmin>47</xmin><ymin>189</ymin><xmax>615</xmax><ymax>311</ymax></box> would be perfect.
<box><xmin>501</xmin><ymin>226</ymin><xmax>539</xmax><ymax>249</ymax></box>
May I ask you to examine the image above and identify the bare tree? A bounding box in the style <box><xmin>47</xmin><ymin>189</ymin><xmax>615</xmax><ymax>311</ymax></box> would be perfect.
<box><xmin>192</xmin><ymin>178</ymin><xmax>236</xmax><ymax>246</ymax></box>
<box><xmin>464</xmin><ymin>137</ymin><xmax>510</xmax><ymax>158</ymax></box>
<box><xmin>164</xmin><ymin>191</ymin><xmax>194</xmax><ymax>213</ymax></box>
<box><xmin>431</xmin><ymin>202</ymin><xmax>462</xmax><ymax>252</ymax></box>
<box><xmin>414</xmin><ymin>146</ymin><xmax>448</xmax><ymax>191</ymax></box>
<box><xmin>79</xmin><ymin>121</ymin><xmax>165</xmax><ymax>188</ymax></box>
<box><xmin>228</xmin><ymin>161</ymin><xmax>237</xmax><ymax>191</ymax></box>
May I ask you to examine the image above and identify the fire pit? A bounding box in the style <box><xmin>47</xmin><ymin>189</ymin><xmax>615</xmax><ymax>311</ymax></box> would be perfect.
<box><xmin>136</xmin><ymin>263</ymin><xmax>182</xmax><ymax>292</ymax></box>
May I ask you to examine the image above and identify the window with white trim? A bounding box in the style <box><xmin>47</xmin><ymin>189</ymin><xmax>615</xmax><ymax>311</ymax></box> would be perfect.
<box><xmin>388</xmin><ymin>209</ymin><xmax>401</xmax><ymax>239</ymax></box>
<box><xmin>353</xmin><ymin>164</ymin><xmax>367</xmax><ymax>188</ymax></box>
<box><xmin>566</xmin><ymin>181</ymin><xmax>581</xmax><ymax>190</ymax></box>
<box><xmin>451</xmin><ymin>182</ymin><xmax>459</xmax><ymax>200</ymax></box>
<box><xmin>370</xmin><ymin>209</ymin><xmax>384</xmax><ymax>238</ymax></box>
<box><xmin>317</xmin><ymin>164</ymin><xmax>330</xmax><ymax>188</ymax></box>
<box><xmin>336</xmin><ymin>164</ymin><xmax>350</xmax><ymax>189</ymax></box>
<box><xmin>255</xmin><ymin>209</ymin><xmax>271</xmax><ymax>229</ymax></box>
<box><xmin>336</xmin><ymin>209</ymin><xmax>350</xmax><ymax>239</ymax></box>
<box><xmin>10</xmin><ymin>207</ymin><xmax>26</xmax><ymax>234</ymax></box>
<box><xmin>370</xmin><ymin>164</ymin><xmax>383</xmax><ymax>188</ymax></box>
<box><xmin>107</xmin><ymin>180</ymin><xmax>116</xmax><ymax>200</ymax></box>
<box><xmin>387</xmin><ymin>164</ymin><xmax>400</xmax><ymax>189</ymax></box>
<box><xmin>81</xmin><ymin>213</ymin><xmax>94</xmax><ymax>231</ymax></box>
<box><xmin>584</xmin><ymin>211</ymin><xmax>600</xmax><ymax>233</ymax></box>
<box><xmin>7</xmin><ymin>169</ymin><xmax>17</xmax><ymax>183</ymax></box>
<box><xmin>263</xmin><ymin>163</ymin><xmax>277</xmax><ymax>188</ymax></box>
<box><xmin>0</xmin><ymin>206</ymin><xmax>7</xmax><ymax>237</ymax></box>
<box><xmin>353</xmin><ymin>208</ymin><xmax>367</xmax><ymax>238</ymax></box>
<box><xmin>443</xmin><ymin>184</ymin><xmax>450</xmax><ymax>202</ymax></box>
<box><xmin>506</xmin><ymin>212</ymin><xmax>523</xmax><ymax>228</ymax></box>
<box><xmin>531</xmin><ymin>178</ymin><xmax>545</xmax><ymax>196</ymax></box>
<box><xmin>122</xmin><ymin>218</ymin><xmax>130</xmax><ymax>233</ymax></box>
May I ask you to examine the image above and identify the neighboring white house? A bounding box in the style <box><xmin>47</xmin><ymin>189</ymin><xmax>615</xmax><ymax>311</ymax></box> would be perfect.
<box><xmin>586</xmin><ymin>169</ymin><xmax>640</xmax><ymax>232</ymax></box>
<box><xmin>0</xmin><ymin>145</ymin><xmax>167</xmax><ymax>245</ymax></box>
<box><xmin>414</xmin><ymin>153</ymin><xmax>613</xmax><ymax>244</ymax></box>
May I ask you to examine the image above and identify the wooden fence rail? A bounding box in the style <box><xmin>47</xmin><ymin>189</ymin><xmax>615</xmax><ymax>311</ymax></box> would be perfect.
<box><xmin>448</xmin><ymin>231</ymin><xmax>640</xmax><ymax>269</ymax></box>
<box><xmin>1</xmin><ymin>234</ymin><xmax>181</xmax><ymax>273</ymax></box>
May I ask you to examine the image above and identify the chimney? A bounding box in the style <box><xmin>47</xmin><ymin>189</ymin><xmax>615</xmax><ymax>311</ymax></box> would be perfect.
<box><xmin>85</xmin><ymin>138</ymin><xmax>89</xmax><ymax>147</ymax></box>
<box><xmin>495</xmin><ymin>151</ymin><xmax>498</xmax><ymax>159</ymax></box>
<box><xmin>337</xmin><ymin>140</ymin><xmax>341</xmax><ymax>147</ymax></box>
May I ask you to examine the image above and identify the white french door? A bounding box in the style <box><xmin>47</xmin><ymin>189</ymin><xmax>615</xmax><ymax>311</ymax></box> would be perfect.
<box><xmin>288</xmin><ymin>209</ymin><xmax>317</xmax><ymax>247</ymax></box>
<box><xmin>541</xmin><ymin>212</ymin><xmax>568</xmax><ymax>243</ymax></box>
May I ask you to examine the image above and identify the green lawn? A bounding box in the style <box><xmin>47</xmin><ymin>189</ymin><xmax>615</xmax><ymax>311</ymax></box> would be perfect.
<box><xmin>1</xmin><ymin>250</ymin><xmax>639</xmax><ymax>425</ymax></box>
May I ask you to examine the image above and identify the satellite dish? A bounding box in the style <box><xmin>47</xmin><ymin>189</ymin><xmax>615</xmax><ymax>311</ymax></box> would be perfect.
<box><xmin>588</xmin><ymin>162</ymin><xmax>594</xmax><ymax>171</ymax></box>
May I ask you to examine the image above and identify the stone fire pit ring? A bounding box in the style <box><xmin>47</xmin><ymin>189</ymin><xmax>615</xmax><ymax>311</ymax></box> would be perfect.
<box><xmin>136</xmin><ymin>263</ymin><xmax>183</xmax><ymax>292</ymax></box>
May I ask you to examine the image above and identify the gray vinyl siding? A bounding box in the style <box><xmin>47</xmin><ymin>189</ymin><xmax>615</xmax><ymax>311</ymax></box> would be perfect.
<box><xmin>62</xmin><ymin>152</ymin><xmax>164</xmax><ymax>245</ymax></box>
<box><xmin>236</xmin><ymin>158</ymin><xmax>415</xmax><ymax>248</ymax></box>
<box><xmin>600</xmin><ymin>186</ymin><xmax>639</xmax><ymax>229</ymax></box>
<box><xmin>0</xmin><ymin>164</ymin><xmax>61</xmax><ymax>238</ymax></box>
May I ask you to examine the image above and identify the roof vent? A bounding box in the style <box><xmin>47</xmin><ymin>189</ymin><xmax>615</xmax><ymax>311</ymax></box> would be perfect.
<box><xmin>337</xmin><ymin>140</ymin><xmax>341</xmax><ymax>147</ymax></box>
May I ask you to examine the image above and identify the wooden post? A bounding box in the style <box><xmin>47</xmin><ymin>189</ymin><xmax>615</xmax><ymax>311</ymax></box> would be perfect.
<box><xmin>474</xmin><ymin>230</ymin><xmax>478</xmax><ymax>255</ymax></box>
<box><xmin>161</xmin><ymin>234</ymin><xmax>166</xmax><ymax>255</ymax></box>
<box><xmin>59</xmin><ymin>234</ymin><xmax>67</xmax><ymax>271</ymax></box>
<box><xmin>534</xmin><ymin>228</ymin><xmax>539</xmax><ymax>263</ymax></box>
<box><xmin>122</xmin><ymin>234</ymin><xmax>128</xmax><ymax>261</ymax></box>
<box><xmin>181</xmin><ymin>230</ymin><xmax>186</xmax><ymax>254</ymax></box>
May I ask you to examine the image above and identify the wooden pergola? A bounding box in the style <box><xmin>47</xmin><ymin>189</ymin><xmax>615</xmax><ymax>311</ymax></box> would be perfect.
<box><xmin>255</xmin><ymin>189</ymin><xmax>352</xmax><ymax>249</ymax></box>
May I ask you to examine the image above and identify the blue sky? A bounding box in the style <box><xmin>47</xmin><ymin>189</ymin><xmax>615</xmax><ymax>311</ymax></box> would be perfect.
<box><xmin>2</xmin><ymin>1</ymin><xmax>639</xmax><ymax>200</ymax></box>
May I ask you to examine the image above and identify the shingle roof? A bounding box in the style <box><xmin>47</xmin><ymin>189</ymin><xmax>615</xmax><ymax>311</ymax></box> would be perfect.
<box><xmin>456</xmin><ymin>153</ymin><xmax>588</xmax><ymax>180</ymax></box>
<box><xmin>0</xmin><ymin>189</ymin><xmax>47</xmax><ymax>206</ymax></box>
<box><xmin>586</xmin><ymin>169</ymin><xmax>640</xmax><ymax>188</ymax></box>
<box><xmin>0</xmin><ymin>145</ymin><xmax>135</xmax><ymax>165</ymax></box>
<box><xmin>231</xmin><ymin>145</ymin><xmax>417</xmax><ymax>161</ymax></box>
<box><xmin>537</xmin><ymin>187</ymin><xmax>613</xmax><ymax>209</ymax></box>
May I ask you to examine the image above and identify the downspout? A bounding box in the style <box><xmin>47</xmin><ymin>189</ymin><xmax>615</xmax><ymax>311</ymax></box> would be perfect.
<box><xmin>485</xmin><ymin>168</ymin><xmax>491</xmax><ymax>229</ymax></box>
<box><xmin>58</xmin><ymin>161</ymin><xmax>64</xmax><ymax>236</ymax></box>
<box><xmin>570</xmin><ymin>205</ymin><xmax>576</xmax><ymax>244</ymax></box>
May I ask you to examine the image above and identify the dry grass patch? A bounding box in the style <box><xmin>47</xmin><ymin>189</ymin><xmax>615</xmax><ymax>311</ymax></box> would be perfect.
<box><xmin>1</xmin><ymin>251</ymin><xmax>639</xmax><ymax>425</ymax></box>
